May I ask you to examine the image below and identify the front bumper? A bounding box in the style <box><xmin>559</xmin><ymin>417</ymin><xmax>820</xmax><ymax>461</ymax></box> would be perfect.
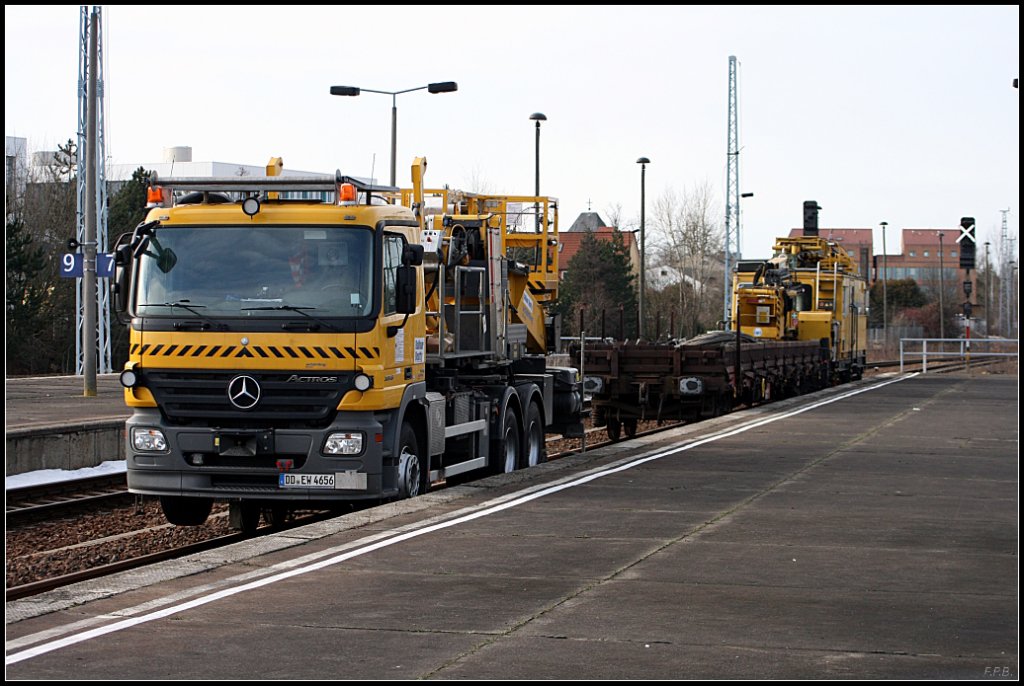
<box><xmin>126</xmin><ymin>409</ymin><xmax>391</xmax><ymax>501</ymax></box>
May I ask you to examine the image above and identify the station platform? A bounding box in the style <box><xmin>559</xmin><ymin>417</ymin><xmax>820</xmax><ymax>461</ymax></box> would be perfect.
<box><xmin>5</xmin><ymin>374</ymin><xmax>128</xmax><ymax>476</ymax></box>
<box><xmin>5</xmin><ymin>370</ymin><xmax>1019</xmax><ymax>679</ymax></box>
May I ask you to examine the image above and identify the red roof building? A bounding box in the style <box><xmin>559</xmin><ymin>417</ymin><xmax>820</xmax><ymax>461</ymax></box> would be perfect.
<box><xmin>877</xmin><ymin>228</ymin><xmax>970</xmax><ymax>296</ymax></box>
<box><xmin>558</xmin><ymin>223</ymin><xmax>639</xmax><ymax>280</ymax></box>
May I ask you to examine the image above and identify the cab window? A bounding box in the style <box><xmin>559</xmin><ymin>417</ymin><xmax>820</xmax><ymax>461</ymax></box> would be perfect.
<box><xmin>382</xmin><ymin>234</ymin><xmax>405</xmax><ymax>315</ymax></box>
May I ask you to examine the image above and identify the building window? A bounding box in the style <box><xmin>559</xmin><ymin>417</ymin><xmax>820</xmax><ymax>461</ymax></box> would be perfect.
<box><xmin>951</xmin><ymin>250</ymin><xmax>957</xmax><ymax>257</ymax></box>
<box><xmin>908</xmin><ymin>251</ymin><xmax>916</xmax><ymax>257</ymax></box>
<box><xmin>923</xmin><ymin>251</ymin><xmax>929</xmax><ymax>257</ymax></box>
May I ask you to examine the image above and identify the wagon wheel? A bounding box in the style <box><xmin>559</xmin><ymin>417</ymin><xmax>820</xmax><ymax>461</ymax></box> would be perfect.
<box><xmin>624</xmin><ymin>418</ymin><xmax>638</xmax><ymax>439</ymax></box>
<box><xmin>606</xmin><ymin>419</ymin><xmax>622</xmax><ymax>442</ymax></box>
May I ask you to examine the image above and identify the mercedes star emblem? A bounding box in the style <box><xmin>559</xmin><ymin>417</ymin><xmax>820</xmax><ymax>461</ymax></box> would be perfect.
<box><xmin>227</xmin><ymin>375</ymin><xmax>261</xmax><ymax>410</ymax></box>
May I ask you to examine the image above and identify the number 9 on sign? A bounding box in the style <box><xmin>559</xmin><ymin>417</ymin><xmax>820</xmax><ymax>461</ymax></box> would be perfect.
<box><xmin>61</xmin><ymin>253</ymin><xmax>83</xmax><ymax>278</ymax></box>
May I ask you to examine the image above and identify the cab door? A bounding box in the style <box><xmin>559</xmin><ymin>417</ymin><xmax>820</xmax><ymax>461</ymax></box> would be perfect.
<box><xmin>380</xmin><ymin>230</ymin><xmax>425</xmax><ymax>383</ymax></box>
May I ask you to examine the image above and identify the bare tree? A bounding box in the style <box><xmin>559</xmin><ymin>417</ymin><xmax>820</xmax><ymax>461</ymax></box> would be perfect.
<box><xmin>464</xmin><ymin>165</ymin><xmax>495</xmax><ymax>195</ymax></box>
<box><xmin>648</xmin><ymin>180</ymin><xmax>724</xmax><ymax>338</ymax></box>
<box><xmin>604</xmin><ymin>202</ymin><xmax>626</xmax><ymax>229</ymax></box>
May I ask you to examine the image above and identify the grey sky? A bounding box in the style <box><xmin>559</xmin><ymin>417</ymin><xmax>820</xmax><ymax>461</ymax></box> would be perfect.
<box><xmin>5</xmin><ymin>5</ymin><xmax>1019</xmax><ymax>261</ymax></box>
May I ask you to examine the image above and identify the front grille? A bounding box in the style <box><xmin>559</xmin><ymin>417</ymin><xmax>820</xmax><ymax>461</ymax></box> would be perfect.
<box><xmin>144</xmin><ymin>369</ymin><xmax>352</xmax><ymax>428</ymax></box>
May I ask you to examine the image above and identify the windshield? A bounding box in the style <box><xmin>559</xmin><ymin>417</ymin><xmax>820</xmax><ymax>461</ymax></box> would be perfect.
<box><xmin>135</xmin><ymin>226</ymin><xmax>374</xmax><ymax>318</ymax></box>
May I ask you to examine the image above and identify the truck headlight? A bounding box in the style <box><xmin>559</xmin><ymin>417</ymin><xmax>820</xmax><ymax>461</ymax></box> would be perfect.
<box><xmin>582</xmin><ymin>376</ymin><xmax>605</xmax><ymax>394</ymax></box>
<box><xmin>132</xmin><ymin>427</ymin><xmax>168</xmax><ymax>452</ymax></box>
<box><xmin>120</xmin><ymin>369</ymin><xmax>138</xmax><ymax>388</ymax></box>
<box><xmin>324</xmin><ymin>431</ymin><xmax>364</xmax><ymax>455</ymax></box>
<box><xmin>677</xmin><ymin>377</ymin><xmax>704</xmax><ymax>395</ymax></box>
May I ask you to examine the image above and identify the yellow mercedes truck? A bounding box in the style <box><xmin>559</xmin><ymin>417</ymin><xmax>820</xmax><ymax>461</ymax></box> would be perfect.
<box><xmin>112</xmin><ymin>158</ymin><xmax>582</xmax><ymax>531</ymax></box>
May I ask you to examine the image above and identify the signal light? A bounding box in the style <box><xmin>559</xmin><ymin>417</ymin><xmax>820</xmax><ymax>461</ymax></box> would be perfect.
<box><xmin>338</xmin><ymin>183</ymin><xmax>357</xmax><ymax>203</ymax></box>
<box><xmin>958</xmin><ymin>217</ymin><xmax>976</xmax><ymax>270</ymax></box>
<box><xmin>146</xmin><ymin>186</ymin><xmax>166</xmax><ymax>207</ymax></box>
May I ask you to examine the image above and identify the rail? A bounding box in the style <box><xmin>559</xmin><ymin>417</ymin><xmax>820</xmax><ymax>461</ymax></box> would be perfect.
<box><xmin>899</xmin><ymin>337</ymin><xmax>1018</xmax><ymax>373</ymax></box>
<box><xmin>6</xmin><ymin>473</ymin><xmax>129</xmax><ymax>520</ymax></box>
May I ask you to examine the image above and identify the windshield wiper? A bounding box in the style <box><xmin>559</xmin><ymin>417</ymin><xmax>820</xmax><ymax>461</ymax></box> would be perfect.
<box><xmin>140</xmin><ymin>300</ymin><xmax>226</xmax><ymax>331</ymax></box>
<box><xmin>241</xmin><ymin>305</ymin><xmax>339</xmax><ymax>332</ymax></box>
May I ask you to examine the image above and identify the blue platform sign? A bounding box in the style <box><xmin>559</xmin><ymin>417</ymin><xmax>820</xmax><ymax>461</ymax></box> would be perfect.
<box><xmin>97</xmin><ymin>252</ymin><xmax>115</xmax><ymax>277</ymax></box>
<box><xmin>60</xmin><ymin>253</ymin><xmax>115</xmax><ymax>278</ymax></box>
<box><xmin>60</xmin><ymin>253</ymin><xmax>83</xmax><ymax>278</ymax></box>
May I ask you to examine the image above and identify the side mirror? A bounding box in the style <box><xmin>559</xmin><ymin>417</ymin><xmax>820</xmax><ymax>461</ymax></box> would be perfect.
<box><xmin>395</xmin><ymin>265</ymin><xmax>417</xmax><ymax>314</ymax></box>
<box><xmin>111</xmin><ymin>232</ymin><xmax>133</xmax><ymax>320</ymax></box>
<box><xmin>403</xmin><ymin>243</ymin><xmax>424</xmax><ymax>266</ymax></box>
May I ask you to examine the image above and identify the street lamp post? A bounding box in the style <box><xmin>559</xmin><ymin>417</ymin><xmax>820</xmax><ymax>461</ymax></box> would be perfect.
<box><xmin>529</xmin><ymin>113</ymin><xmax>546</xmax><ymax>231</ymax></box>
<box><xmin>1007</xmin><ymin>262</ymin><xmax>1015</xmax><ymax>339</ymax></box>
<box><xmin>330</xmin><ymin>81</ymin><xmax>458</xmax><ymax>187</ymax></box>
<box><xmin>636</xmin><ymin>157</ymin><xmax>650</xmax><ymax>339</ymax></box>
<box><xmin>937</xmin><ymin>231</ymin><xmax>945</xmax><ymax>342</ymax></box>
<box><xmin>880</xmin><ymin>221</ymin><xmax>888</xmax><ymax>347</ymax></box>
<box><xmin>985</xmin><ymin>241</ymin><xmax>991</xmax><ymax>333</ymax></box>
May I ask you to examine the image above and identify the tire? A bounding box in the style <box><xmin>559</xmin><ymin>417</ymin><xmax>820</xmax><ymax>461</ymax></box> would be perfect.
<box><xmin>523</xmin><ymin>401</ymin><xmax>546</xmax><ymax>467</ymax></box>
<box><xmin>624</xmin><ymin>417</ymin><xmax>638</xmax><ymax>439</ymax></box>
<box><xmin>492</xmin><ymin>406</ymin><xmax>521</xmax><ymax>474</ymax></box>
<box><xmin>607</xmin><ymin>419</ymin><xmax>622</xmax><ymax>442</ymax></box>
<box><xmin>237</xmin><ymin>502</ymin><xmax>262</xmax><ymax>535</ymax></box>
<box><xmin>397</xmin><ymin>421</ymin><xmax>424</xmax><ymax>499</ymax></box>
<box><xmin>264</xmin><ymin>504</ymin><xmax>290</xmax><ymax>529</ymax></box>
<box><xmin>160</xmin><ymin>496</ymin><xmax>213</xmax><ymax>527</ymax></box>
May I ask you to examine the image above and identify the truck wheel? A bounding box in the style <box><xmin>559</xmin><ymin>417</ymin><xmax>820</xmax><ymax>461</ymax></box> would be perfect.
<box><xmin>624</xmin><ymin>417</ymin><xmax>638</xmax><ymax>439</ymax></box>
<box><xmin>160</xmin><ymin>496</ymin><xmax>212</xmax><ymax>526</ymax></box>
<box><xmin>398</xmin><ymin>421</ymin><xmax>424</xmax><ymax>498</ymax></box>
<box><xmin>523</xmin><ymin>401</ymin><xmax>546</xmax><ymax>467</ymax></box>
<box><xmin>492</xmin><ymin>407</ymin><xmax>521</xmax><ymax>474</ymax></box>
<box><xmin>264</xmin><ymin>504</ymin><xmax>290</xmax><ymax>529</ymax></box>
<box><xmin>237</xmin><ymin>502</ymin><xmax>262</xmax><ymax>535</ymax></box>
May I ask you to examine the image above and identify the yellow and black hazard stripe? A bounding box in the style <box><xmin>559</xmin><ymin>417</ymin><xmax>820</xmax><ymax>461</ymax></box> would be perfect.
<box><xmin>131</xmin><ymin>344</ymin><xmax>380</xmax><ymax>360</ymax></box>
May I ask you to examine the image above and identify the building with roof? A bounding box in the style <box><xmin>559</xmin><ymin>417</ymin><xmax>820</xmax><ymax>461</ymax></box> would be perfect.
<box><xmin>875</xmin><ymin>228</ymin><xmax>970</xmax><ymax>297</ymax></box>
<box><xmin>107</xmin><ymin>146</ymin><xmax>336</xmax><ymax>200</ymax></box>
<box><xmin>558</xmin><ymin>217</ymin><xmax>639</xmax><ymax>280</ymax></box>
<box><xmin>566</xmin><ymin>211</ymin><xmax>608</xmax><ymax>233</ymax></box>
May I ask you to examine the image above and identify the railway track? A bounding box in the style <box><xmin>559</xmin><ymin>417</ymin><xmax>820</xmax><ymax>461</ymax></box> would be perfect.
<box><xmin>5</xmin><ymin>356</ymin><xmax>1004</xmax><ymax>602</ymax></box>
<box><xmin>4</xmin><ymin>505</ymin><xmax>350</xmax><ymax>602</ymax></box>
<box><xmin>6</xmin><ymin>473</ymin><xmax>131</xmax><ymax>522</ymax></box>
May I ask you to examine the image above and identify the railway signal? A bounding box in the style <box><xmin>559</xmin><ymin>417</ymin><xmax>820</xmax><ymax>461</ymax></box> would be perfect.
<box><xmin>957</xmin><ymin>216</ymin><xmax>976</xmax><ymax>270</ymax></box>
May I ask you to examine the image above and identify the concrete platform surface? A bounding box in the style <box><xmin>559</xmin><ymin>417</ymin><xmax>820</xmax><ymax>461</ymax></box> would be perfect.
<box><xmin>5</xmin><ymin>371</ymin><xmax>1019</xmax><ymax>679</ymax></box>
<box><xmin>6</xmin><ymin>373</ymin><xmax>128</xmax><ymax>431</ymax></box>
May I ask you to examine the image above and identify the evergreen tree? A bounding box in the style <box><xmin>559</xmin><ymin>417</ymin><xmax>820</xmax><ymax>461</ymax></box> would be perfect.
<box><xmin>109</xmin><ymin>167</ymin><xmax>152</xmax><ymax>239</ymax></box>
<box><xmin>556</xmin><ymin>230</ymin><xmax>638</xmax><ymax>339</ymax></box>
<box><xmin>869</xmin><ymin>278</ymin><xmax>927</xmax><ymax>327</ymax></box>
<box><xmin>5</xmin><ymin>213</ymin><xmax>49</xmax><ymax>374</ymax></box>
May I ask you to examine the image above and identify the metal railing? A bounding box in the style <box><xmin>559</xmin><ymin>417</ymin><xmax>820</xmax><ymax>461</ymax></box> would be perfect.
<box><xmin>899</xmin><ymin>337</ymin><xmax>1018</xmax><ymax>373</ymax></box>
